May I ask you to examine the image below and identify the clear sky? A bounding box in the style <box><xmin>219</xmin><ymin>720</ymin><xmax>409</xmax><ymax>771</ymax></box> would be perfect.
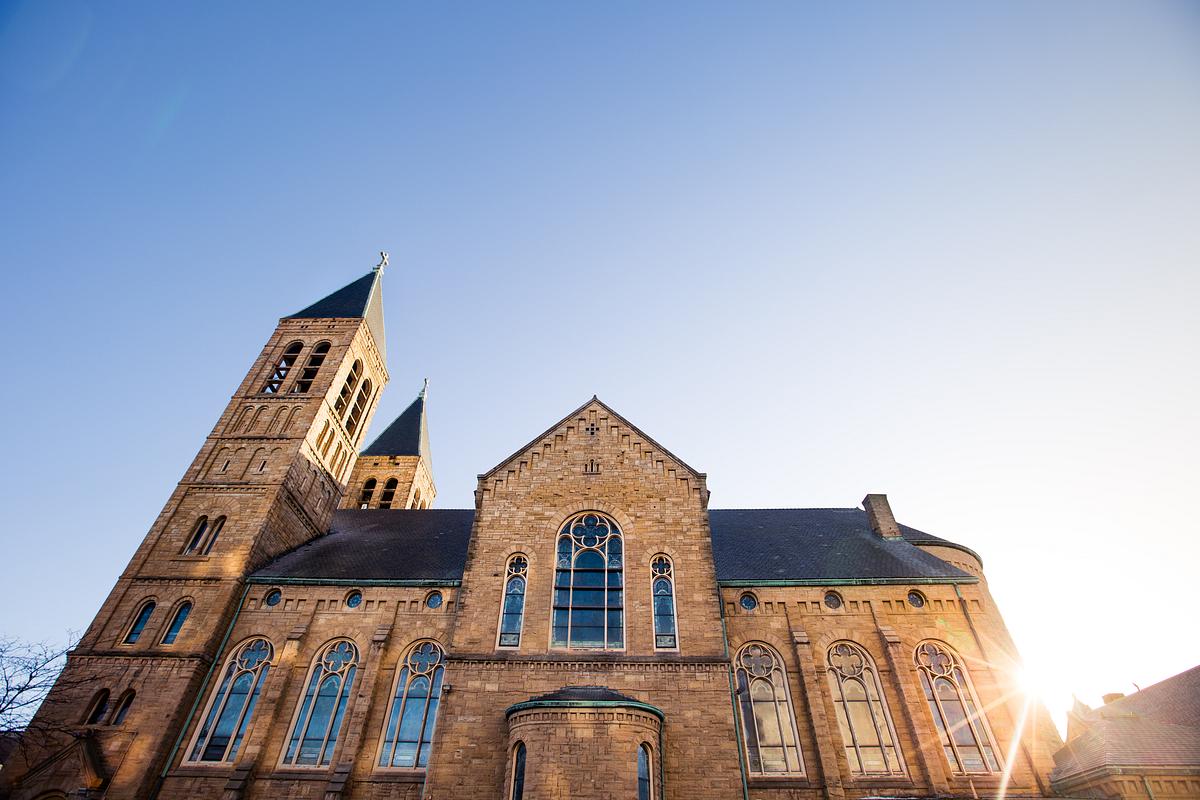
<box><xmin>2</xmin><ymin>1</ymin><xmax>1198</xmax><ymax>734</ymax></box>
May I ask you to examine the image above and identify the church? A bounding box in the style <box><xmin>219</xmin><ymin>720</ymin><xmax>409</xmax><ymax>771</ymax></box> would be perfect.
<box><xmin>2</xmin><ymin>264</ymin><xmax>1068</xmax><ymax>800</ymax></box>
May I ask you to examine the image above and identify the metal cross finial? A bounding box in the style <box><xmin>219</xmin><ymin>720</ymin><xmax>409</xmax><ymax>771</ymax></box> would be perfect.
<box><xmin>420</xmin><ymin>377</ymin><xmax>429</xmax><ymax>399</ymax></box>
<box><xmin>375</xmin><ymin>251</ymin><xmax>389</xmax><ymax>274</ymax></box>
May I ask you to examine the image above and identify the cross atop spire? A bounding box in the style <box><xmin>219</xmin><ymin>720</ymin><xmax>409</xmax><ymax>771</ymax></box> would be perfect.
<box><xmin>375</xmin><ymin>251</ymin><xmax>389</xmax><ymax>275</ymax></box>
<box><xmin>420</xmin><ymin>377</ymin><xmax>429</xmax><ymax>399</ymax></box>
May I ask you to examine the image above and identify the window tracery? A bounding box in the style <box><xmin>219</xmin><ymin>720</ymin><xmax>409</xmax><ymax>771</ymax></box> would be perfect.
<box><xmin>914</xmin><ymin>640</ymin><xmax>1001</xmax><ymax>774</ymax></box>
<box><xmin>826</xmin><ymin>641</ymin><xmax>904</xmax><ymax>774</ymax></box>
<box><xmin>379</xmin><ymin>641</ymin><xmax>445</xmax><ymax>769</ymax></box>
<box><xmin>650</xmin><ymin>555</ymin><xmax>677</xmax><ymax>649</ymax></box>
<box><xmin>188</xmin><ymin>638</ymin><xmax>273</xmax><ymax>762</ymax></box>
<box><xmin>734</xmin><ymin>643</ymin><xmax>805</xmax><ymax>775</ymax></box>
<box><xmin>284</xmin><ymin>639</ymin><xmax>359</xmax><ymax>766</ymax></box>
<box><xmin>498</xmin><ymin>555</ymin><xmax>528</xmax><ymax>647</ymax></box>
<box><xmin>552</xmin><ymin>513</ymin><xmax>623</xmax><ymax>649</ymax></box>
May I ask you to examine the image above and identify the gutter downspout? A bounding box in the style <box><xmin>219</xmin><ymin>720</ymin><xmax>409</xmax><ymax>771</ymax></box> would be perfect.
<box><xmin>719</xmin><ymin>591</ymin><xmax>752</xmax><ymax>800</ymax></box>
<box><xmin>148</xmin><ymin>583</ymin><xmax>251</xmax><ymax>800</ymax></box>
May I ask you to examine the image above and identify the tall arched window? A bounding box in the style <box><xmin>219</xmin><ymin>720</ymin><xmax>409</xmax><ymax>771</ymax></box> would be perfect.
<box><xmin>552</xmin><ymin>512</ymin><xmax>624</xmax><ymax>649</ymax></box>
<box><xmin>260</xmin><ymin>341</ymin><xmax>304</xmax><ymax>394</ymax></box>
<box><xmin>84</xmin><ymin>690</ymin><xmax>110</xmax><ymax>725</ymax></box>
<box><xmin>826</xmin><ymin>641</ymin><xmax>904</xmax><ymax>774</ymax></box>
<box><xmin>378</xmin><ymin>478</ymin><xmax>398</xmax><ymax>509</ymax></box>
<box><xmin>188</xmin><ymin>638</ymin><xmax>272</xmax><ymax>762</ymax></box>
<box><xmin>183</xmin><ymin>517</ymin><xmax>209</xmax><ymax>555</ymax></box>
<box><xmin>284</xmin><ymin>640</ymin><xmax>359</xmax><ymax>767</ymax></box>
<box><xmin>650</xmin><ymin>555</ymin><xmax>677</xmax><ymax>650</ymax></box>
<box><xmin>734</xmin><ymin>643</ymin><xmax>805</xmax><ymax>775</ymax></box>
<box><xmin>202</xmin><ymin>516</ymin><xmax>225</xmax><ymax>555</ymax></box>
<box><xmin>378</xmin><ymin>641</ymin><xmax>445</xmax><ymax>769</ymax></box>
<box><xmin>914</xmin><ymin>640</ymin><xmax>1001</xmax><ymax>774</ymax></box>
<box><xmin>110</xmin><ymin>690</ymin><xmax>135</xmax><ymax>725</ymax></box>
<box><xmin>333</xmin><ymin>360</ymin><xmax>362</xmax><ymax>417</ymax></box>
<box><xmin>510</xmin><ymin>741</ymin><xmax>526</xmax><ymax>800</ymax></box>
<box><xmin>638</xmin><ymin>743</ymin><xmax>653</xmax><ymax>800</ymax></box>
<box><xmin>498</xmin><ymin>555</ymin><xmax>528</xmax><ymax>648</ymax></box>
<box><xmin>290</xmin><ymin>341</ymin><xmax>331</xmax><ymax>394</ymax></box>
<box><xmin>358</xmin><ymin>478</ymin><xmax>377</xmax><ymax>508</ymax></box>
<box><xmin>345</xmin><ymin>378</ymin><xmax>372</xmax><ymax>437</ymax></box>
<box><xmin>123</xmin><ymin>601</ymin><xmax>155</xmax><ymax>644</ymax></box>
<box><xmin>161</xmin><ymin>602</ymin><xmax>192</xmax><ymax>645</ymax></box>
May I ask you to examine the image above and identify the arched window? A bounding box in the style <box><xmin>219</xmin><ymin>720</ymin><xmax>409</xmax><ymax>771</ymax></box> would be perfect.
<box><xmin>638</xmin><ymin>743</ymin><xmax>653</xmax><ymax>800</ymax></box>
<box><xmin>188</xmin><ymin>638</ymin><xmax>273</xmax><ymax>762</ymax></box>
<box><xmin>378</xmin><ymin>478</ymin><xmax>398</xmax><ymax>509</ymax></box>
<box><xmin>510</xmin><ymin>741</ymin><xmax>526</xmax><ymax>800</ymax></box>
<box><xmin>498</xmin><ymin>555</ymin><xmax>528</xmax><ymax>648</ymax></box>
<box><xmin>379</xmin><ymin>641</ymin><xmax>445</xmax><ymax>769</ymax></box>
<box><xmin>552</xmin><ymin>512</ymin><xmax>623</xmax><ymax>649</ymax></box>
<box><xmin>291</xmin><ymin>341</ymin><xmax>331</xmax><ymax>394</ymax></box>
<box><xmin>284</xmin><ymin>640</ymin><xmax>359</xmax><ymax>766</ymax></box>
<box><xmin>650</xmin><ymin>555</ymin><xmax>677</xmax><ymax>650</ymax></box>
<box><xmin>358</xmin><ymin>478</ymin><xmax>377</xmax><ymax>509</ymax></box>
<box><xmin>914</xmin><ymin>640</ymin><xmax>1001</xmax><ymax>774</ymax></box>
<box><xmin>826</xmin><ymin>641</ymin><xmax>904</xmax><ymax>774</ymax></box>
<box><xmin>734</xmin><ymin>643</ymin><xmax>805</xmax><ymax>775</ymax></box>
<box><xmin>84</xmin><ymin>690</ymin><xmax>109</xmax><ymax>725</ymax></box>
<box><xmin>161</xmin><ymin>602</ymin><xmax>193</xmax><ymax>645</ymax></box>
<box><xmin>183</xmin><ymin>517</ymin><xmax>209</xmax><ymax>554</ymax></box>
<box><xmin>345</xmin><ymin>378</ymin><xmax>372</xmax><ymax>437</ymax></box>
<box><xmin>123</xmin><ymin>601</ymin><xmax>155</xmax><ymax>644</ymax></box>
<box><xmin>333</xmin><ymin>360</ymin><xmax>362</xmax><ymax>417</ymax></box>
<box><xmin>110</xmin><ymin>691</ymin><xmax>135</xmax><ymax>725</ymax></box>
<box><xmin>260</xmin><ymin>341</ymin><xmax>303</xmax><ymax>394</ymax></box>
<box><xmin>202</xmin><ymin>517</ymin><xmax>225</xmax><ymax>555</ymax></box>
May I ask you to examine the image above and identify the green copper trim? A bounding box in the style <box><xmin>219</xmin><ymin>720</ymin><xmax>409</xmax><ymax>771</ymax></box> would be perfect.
<box><xmin>505</xmin><ymin>698</ymin><xmax>665</xmax><ymax>721</ymax></box>
<box><xmin>718</xmin><ymin>576</ymin><xmax>978</xmax><ymax>587</ymax></box>
<box><xmin>245</xmin><ymin>576</ymin><xmax>460</xmax><ymax>587</ymax></box>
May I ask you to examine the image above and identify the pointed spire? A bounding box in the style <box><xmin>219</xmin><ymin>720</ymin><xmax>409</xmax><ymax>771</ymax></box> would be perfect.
<box><xmin>420</xmin><ymin>377</ymin><xmax>429</xmax><ymax>399</ymax></box>
<box><xmin>285</xmin><ymin>254</ymin><xmax>387</xmax><ymax>363</ymax></box>
<box><xmin>361</xmin><ymin>383</ymin><xmax>431</xmax><ymax>464</ymax></box>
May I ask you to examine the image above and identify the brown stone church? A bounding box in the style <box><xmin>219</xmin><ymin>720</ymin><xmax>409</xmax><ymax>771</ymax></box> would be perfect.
<box><xmin>2</xmin><ymin>266</ymin><xmax>1067</xmax><ymax>800</ymax></box>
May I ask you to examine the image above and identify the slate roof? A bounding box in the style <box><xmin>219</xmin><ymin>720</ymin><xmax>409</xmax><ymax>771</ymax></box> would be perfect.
<box><xmin>524</xmin><ymin>686</ymin><xmax>643</xmax><ymax>704</ymax></box>
<box><xmin>709</xmin><ymin>508</ymin><xmax>975</xmax><ymax>583</ymax></box>
<box><xmin>252</xmin><ymin>507</ymin><xmax>975</xmax><ymax>585</ymax></box>
<box><xmin>363</xmin><ymin>393</ymin><xmax>431</xmax><ymax>462</ymax></box>
<box><xmin>1052</xmin><ymin>665</ymin><xmax>1200</xmax><ymax>783</ymax></box>
<box><xmin>285</xmin><ymin>270</ymin><xmax>387</xmax><ymax>363</ymax></box>
<box><xmin>252</xmin><ymin>509</ymin><xmax>472</xmax><ymax>583</ymax></box>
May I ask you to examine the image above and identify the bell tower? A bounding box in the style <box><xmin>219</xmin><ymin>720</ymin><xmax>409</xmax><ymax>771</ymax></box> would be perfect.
<box><xmin>341</xmin><ymin>379</ymin><xmax>436</xmax><ymax>510</ymax></box>
<box><xmin>4</xmin><ymin>259</ymin><xmax>391</xmax><ymax>800</ymax></box>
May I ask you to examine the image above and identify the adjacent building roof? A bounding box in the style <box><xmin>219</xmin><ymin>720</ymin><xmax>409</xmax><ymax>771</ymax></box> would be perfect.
<box><xmin>362</xmin><ymin>390</ymin><xmax>431</xmax><ymax>463</ymax></box>
<box><xmin>1052</xmin><ymin>665</ymin><xmax>1200</xmax><ymax>783</ymax></box>
<box><xmin>252</xmin><ymin>507</ymin><xmax>975</xmax><ymax>585</ymax></box>
<box><xmin>285</xmin><ymin>269</ymin><xmax>387</xmax><ymax>363</ymax></box>
<box><xmin>709</xmin><ymin>508</ymin><xmax>975</xmax><ymax>583</ymax></box>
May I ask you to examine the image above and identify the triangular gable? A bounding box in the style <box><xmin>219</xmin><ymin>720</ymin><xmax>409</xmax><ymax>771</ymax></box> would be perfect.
<box><xmin>13</xmin><ymin>735</ymin><xmax>107</xmax><ymax>797</ymax></box>
<box><xmin>479</xmin><ymin>397</ymin><xmax>706</xmax><ymax>503</ymax></box>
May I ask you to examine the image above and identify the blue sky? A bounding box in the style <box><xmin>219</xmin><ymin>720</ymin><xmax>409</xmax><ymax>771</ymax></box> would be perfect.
<box><xmin>2</xmin><ymin>1</ymin><xmax>1198</xmax><ymax>730</ymax></box>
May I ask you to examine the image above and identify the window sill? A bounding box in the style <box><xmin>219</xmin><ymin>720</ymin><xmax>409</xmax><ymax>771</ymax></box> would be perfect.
<box><xmin>367</xmin><ymin>771</ymin><xmax>427</xmax><ymax>783</ymax></box>
<box><xmin>848</xmin><ymin>775</ymin><xmax>913</xmax><ymax>786</ymax></box>
<box><xmin>748</xmin><ymin>776</ymin><xmax>812</xmax><ymax>789</ymax></box>
<box><xmin>269</xmin><ymin>768</ymin><xmax>334</xmax><ymax>780</ymax></box>
<box><xmin>172</xmin><ymin>764</ymin><xmax>235</xmax><ymax>777</ymax></box>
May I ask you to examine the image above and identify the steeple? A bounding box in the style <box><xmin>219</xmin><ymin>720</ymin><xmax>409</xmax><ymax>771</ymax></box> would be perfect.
<box><xmin>286</xmin><ymin>260</ymin><xmax>387</xmax><ymax>363</ymax></box>
<box><xmin>340</xmin><ymin>381</ymin><xmax>437</xmax><ymax>510</ymax></box>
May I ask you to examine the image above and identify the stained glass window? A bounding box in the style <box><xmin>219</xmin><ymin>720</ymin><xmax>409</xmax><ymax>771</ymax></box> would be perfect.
<box><xmin>260</xmin><ymin>341</ymin><xmax>303</xmax><ymax>394</ymax></box>
<box><xmin>379</xmin><ymin>641</ymin><xmax>445</xmax><ymax>769</ymax></box>
<box><xmin>552</xmin><ymin>513</ymin><xmax>623</xmax><ymax>649</ymax></box>
<box><xmin>734</xmin><ymin>643</ymin><xmax>805</xmax><ymax>775</ymax></box>
<box><xmin>510</xmin><ymin>742</ymin><xmax>526</xmax><ymax>800</ymax></box>
<box><xmin>161</xmin><ymin>602</ymin><xmax>192</xmax><ymax>645</ymax></box>
<box><xmin>914</xmin><ymin>640</ymin><xmax>1001</xmax><ymax>774</ymax></box>
<box><xmin>826</xmin><ymin>641</ymin><xmax>905</xmax><ymax>774</ymax></box>
<box><xmin>651</xmin><ymin>556</ymin><xmax>677</xmax><ymax>649</ymax></box>
<box><xmin>824</xmin><ymin>592</ymin><xmax>843</xmax><ymax>609</ymax></box>
<box><xmin>638</xmin><ymin>743</ymin><xmax>653</xmax><ymax>800</ymax></box>
<box><xmin>123</xmin><ymin>601</ymin><xmax>155</xmax><ymax>644</ymax></box>
<box><xmin>907</xmin><ymin>590</ymin><xmax>926</xmax><ymax>608</ymax></box>
<box><xmin>284</xmin><ymin>640</ymin><xmax>359</xmax><ymax>766</ymax></box>
<box><xmin>188</xmin><ymin>638</ymin><xmax>272</xmax><ymax>762</ymax></box>
<box><xmin>739</xmin><ymin>593</ymin><xmax>758</xmax><ymax>611</ymax></box>
<box><xmin>499</xmin><ymin>555</ymin><xmax>528</xmax><ymax>647</ymax></box>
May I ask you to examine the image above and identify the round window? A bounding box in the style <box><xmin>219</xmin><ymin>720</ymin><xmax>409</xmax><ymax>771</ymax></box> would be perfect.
<box><xmin>426</xmin><ymin>591</ymin><xmax>443</xmax><ymax>609</ymax></box>
<box><xmin>824</xmin><ymin>591</ymin><xmax>843</xmax><ymax>609</ymax></box>
<box><xmin>345</xmin><ymin>590</ymin><xmax>363</xmax><ymax>609</ymax></box>
<box><xmin>907</xmin><ymin>590</ymin><xmax>926</xmax><ymax>608</ymax></box>
<box><xmin>264</xmin><ymin>589</ymin><xmax>282</xmax><ymax>607</ymax></box>
<box><xmin>739</xmin><ymin>593</ymin><xmax>758</xmax><ymax>611</ymax></box>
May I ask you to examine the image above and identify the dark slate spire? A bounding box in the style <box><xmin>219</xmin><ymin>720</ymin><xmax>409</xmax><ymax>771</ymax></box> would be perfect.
<box><xmin>362</xmin><ymin>382</ymin><xmax>431</xmax><ymax>463</ymax></box>
<box><xmin>285</xmin><ymin>255</ymin><xmax>388</xmax><ymax>362</ymax></box>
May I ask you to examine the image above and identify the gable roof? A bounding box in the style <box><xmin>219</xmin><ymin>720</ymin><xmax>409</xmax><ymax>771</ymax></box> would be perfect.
<box><xmin>251</xmin><ymin>507</ymin><xmax>974</xmax><ymax>585</ymax></box>
<box><xmin>481</xmin><ymin>396</ymin><xmax>704</xmax><ymax>482</ymax></box>
<box><xmin>1052</xmin><ymin>665</ymin><xmax>1200</xmax><ymax>783</ymax></box>
<box><xmin>286</xmin><ymin>269</ymin><xmax>387</xmax><ymax>363</ymax></box>
<box><xmin>709</xmin><ymin>508</ymin><xmax>975</xmax><ymax>583</ymax></box>
<box><xmin>362</xmin><ymin>390</ymin><xmax>431</xmax><ymax>463</ymax></box>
